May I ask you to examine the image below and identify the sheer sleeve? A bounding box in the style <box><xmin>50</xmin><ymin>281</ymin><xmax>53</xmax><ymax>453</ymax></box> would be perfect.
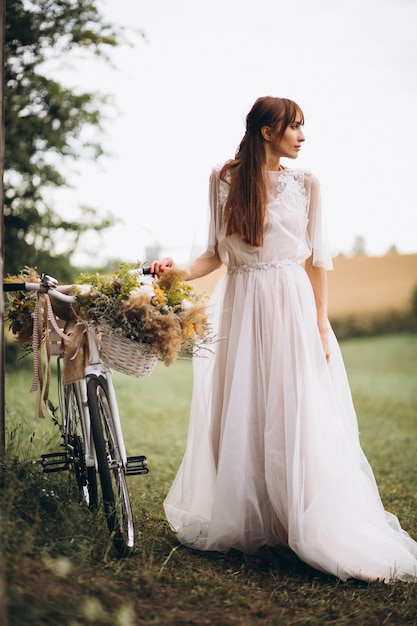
<box><xmin>305</xmin><ymin>173</ymin><xmax>333</xmax><ymax>270</ymax></box>
<box><xmin>199</xmin><ymin>166</ymin><xmax>224</xmax><ymax>260</ymax></box>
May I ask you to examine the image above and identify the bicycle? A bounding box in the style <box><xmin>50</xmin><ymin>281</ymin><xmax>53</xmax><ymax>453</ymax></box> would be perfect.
<box><xmin>4</xmin><ymin>270</ymin><xmax>155</xmax><ymax>557</ymax></box>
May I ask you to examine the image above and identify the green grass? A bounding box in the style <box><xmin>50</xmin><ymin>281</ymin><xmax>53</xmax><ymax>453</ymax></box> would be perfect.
<box><xmin>2</xmin><ymin>335</ymin><xmax>417</xmax><ymax>625</ymax></box>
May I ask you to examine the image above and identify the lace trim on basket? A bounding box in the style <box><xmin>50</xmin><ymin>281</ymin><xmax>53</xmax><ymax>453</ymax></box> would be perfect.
<box><xmin>228</xmin><ymin>259</ymin><xmax>297</xmax><ymax>273</ymax></box>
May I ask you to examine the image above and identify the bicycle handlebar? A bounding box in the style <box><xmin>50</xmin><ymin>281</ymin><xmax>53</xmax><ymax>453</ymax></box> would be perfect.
<box><xmin>3</xmin><ymin>282</ymin><xmax>27</xmax><ymax>291</ymax></box>
<box><xmin>3</xmin><ymin>281</ymin><xmax>76</xmax><ymax>303</ymax></box>
<box><xmin>3</xmin><ymin>266</ymin><xmax>154</xmax><ymax>301</ymax></box>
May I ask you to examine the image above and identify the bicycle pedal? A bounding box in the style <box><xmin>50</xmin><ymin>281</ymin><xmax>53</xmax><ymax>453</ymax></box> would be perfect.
<box><xmin>125</xmin><ymin>455</ymin><xmax>149</xmax><ymax>475</ymax></box>
<box><xmin>37</xmin><ymin>452</ymin><xmax>69</xmax><ymax>473</ymax></box>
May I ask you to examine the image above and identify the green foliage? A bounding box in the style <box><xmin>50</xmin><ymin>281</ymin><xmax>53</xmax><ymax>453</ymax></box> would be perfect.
<box><xmin>330</xmin><ymin>307</ymin><xmax>417</xmax><ymax>340</ymax></box>
<box><xmin>4</xmin><ymin>0</ymin><xmax>122</xmax><ymax>277</ymax></box>
<box><xmin>4</xmin><ymin>334</ymin><xmax>23</xmax><ymax>368</ymax></box>
<box><xmin>2</xmin><ymin>337</ymin><xmax>417</xmax><ymax>624</ymax></box>
<box><xmin>411</xmin><ymin>282</ymin><xmax>417</xmax><ymax>323</ymax></box>
<box><xmin>75</xmin><ymin>263</ymin><xmax>141</xmax><ymax>307</ymax></box>
<box><xmin>4</xmin><ymin>267</ymin><xmax>40</xmax><ymax>344</ymax></box>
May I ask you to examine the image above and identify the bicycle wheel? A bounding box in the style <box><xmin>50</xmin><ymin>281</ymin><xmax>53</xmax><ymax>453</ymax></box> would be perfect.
<box><xmin>64</xmin><ymin>383</ymin><xmax>98</xmax><ymax>509</ymax></box>
<box><xmin>87</xmin><ymin>375</ymin><xmax>135</xmax><ymax>556</ymax></box>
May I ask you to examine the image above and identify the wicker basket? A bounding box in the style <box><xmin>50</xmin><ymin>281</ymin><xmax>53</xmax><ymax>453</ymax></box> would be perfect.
<box><xmin>99</xmin><ymin>328</ymin><xmax>158</xmax><ymax>378</ymax></box>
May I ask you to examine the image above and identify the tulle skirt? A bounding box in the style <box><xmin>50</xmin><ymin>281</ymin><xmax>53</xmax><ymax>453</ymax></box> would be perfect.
<box><xmin>164</xmin><ymin>263</ymin><xmax>417</xmax><ymax>582</ymax></box>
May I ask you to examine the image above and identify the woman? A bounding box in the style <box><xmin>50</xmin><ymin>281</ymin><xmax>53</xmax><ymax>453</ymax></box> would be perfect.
<box><xmin>151</xmin><ymin>96</ymin><xmax>417</xmax><ymax>582</ymax></box>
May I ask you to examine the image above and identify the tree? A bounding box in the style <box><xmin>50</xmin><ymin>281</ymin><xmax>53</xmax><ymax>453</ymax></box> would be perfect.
<box><xmin>351</xmin><ymin>234</ymin><xmax>367</xmax><ymax>256</ymax></box>
<box><xmin>4</xmin><ymin>0</ymin><xmax>123</xmax><ymax>280</ymax></box>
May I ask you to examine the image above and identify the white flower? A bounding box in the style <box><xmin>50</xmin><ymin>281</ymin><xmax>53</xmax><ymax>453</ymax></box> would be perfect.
<box><xmin>129</xmin><ymin>268</ymin><xmax>155</xmax><ymax>287</ymax></box>
<box><xmin>131</xmin><ymin>285</ymin><xmax>155</xmax><ymax>299</ymax></box>
<box><xmin>140</xmin><ymin>275</ymin><xmax>155</xmax><ymax>286</ymax></box>
<box><xmin>181</xmin><ymin>298</ymin><xmax>194</xmax><ymax>310</ymax></box>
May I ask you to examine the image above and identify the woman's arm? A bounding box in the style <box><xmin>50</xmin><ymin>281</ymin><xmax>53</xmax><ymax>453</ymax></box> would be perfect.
<box><xmin>150</xmin><ymin>250</ymin><xmax>222</xmax><ymax>281</ymax></box>
<box><xmin>184</xmin><ymin>251</ymin><xmax>222</xmax><ymax>280</ymax></box>
<box><xmin>304</xmin><ymin>254</ymin><xmax>331</xmax><ymax>362</ymax></box>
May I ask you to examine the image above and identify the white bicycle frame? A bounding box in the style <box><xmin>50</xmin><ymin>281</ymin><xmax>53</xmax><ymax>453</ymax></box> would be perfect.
<box><xmin>29</xmin><ymin>282</ymin><xmax>129</xmax><ymax>474</ymax></box>
<box><xmin>8</xmin><ymin>275</ymin><xmax>143</xmax><ymax>554</ymax></box>
<box><xmin>83</xmin><ymin>322</ymin><xmax>128</xmax><ymax>469</ymax></box>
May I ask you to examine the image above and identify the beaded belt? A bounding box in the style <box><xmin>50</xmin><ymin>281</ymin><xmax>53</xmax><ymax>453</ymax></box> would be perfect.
<box><xmin>228</xmin><ymin>259</ymin><xmax>297</xmax><ymax>273</ymax></box>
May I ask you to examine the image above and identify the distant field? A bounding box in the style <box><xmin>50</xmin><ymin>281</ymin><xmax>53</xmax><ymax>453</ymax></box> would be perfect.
<box><xmin>327</xmin><ymin>253</ymin><xmax>417</xmax><ymax>318</ymax></box>
<box><xmin>190</xmin><ymin>253</ymin><xmax>417</xmax><ymax>318</ymax></box>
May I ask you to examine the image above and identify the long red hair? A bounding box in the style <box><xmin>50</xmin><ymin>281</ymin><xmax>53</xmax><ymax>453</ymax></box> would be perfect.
<box><xmin>220</xmin><ymin>96</ymin><xmax>304</xmax><ymax>246</ymax></box>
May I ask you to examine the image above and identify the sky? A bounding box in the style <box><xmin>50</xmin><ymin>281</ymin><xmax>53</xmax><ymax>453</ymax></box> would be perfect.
<box><xmin>51</xmin><ymin>0</ymin><xmax>417</xmax><ymax>266</ymax></box>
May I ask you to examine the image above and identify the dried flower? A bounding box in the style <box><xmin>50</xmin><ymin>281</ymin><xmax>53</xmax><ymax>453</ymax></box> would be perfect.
<box><xmin>74</xmin><ymin>264</ymin><xmax>211</xmax><ymax>365</ymax></box>
<box><xmin>4</xmin><ymin>266</ymin><xmax>41</xmax><ymax>349</ymax></box>
<box><xmin>5</xmin><ymin>264</ymin><xmax>213</xmax><ymax>367</ymax></box>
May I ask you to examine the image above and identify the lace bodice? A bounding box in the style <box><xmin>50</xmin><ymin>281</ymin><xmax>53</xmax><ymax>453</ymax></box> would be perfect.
<box><xmin>203</xmin><ymin>166</ymin><xmax>333</xmax><ymax>270</ymax></box>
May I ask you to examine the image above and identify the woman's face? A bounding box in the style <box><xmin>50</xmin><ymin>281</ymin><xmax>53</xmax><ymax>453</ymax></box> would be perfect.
<box><xmin>266</xmin><ymin>115</ymin><xmax>305</xmax><ymax>160</ymax></box>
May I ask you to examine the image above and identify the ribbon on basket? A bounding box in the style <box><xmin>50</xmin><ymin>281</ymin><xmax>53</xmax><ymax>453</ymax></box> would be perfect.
<box><xmin>62</xmin><ymin>320</ymin><xmax>89</xmax><ymax>385</ymax></box>
<box><xmin>30</xmin><ymin>290</ymin><xmax>71</xmax><ymax>418</ymax></box>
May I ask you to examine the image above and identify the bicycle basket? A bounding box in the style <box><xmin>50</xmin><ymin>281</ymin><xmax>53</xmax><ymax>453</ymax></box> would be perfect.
<box><xmin>49</xmin><ymin>317</ymin><xmax>67</xmax><ymax>357</ymax></box>
<box><xmin>99</xmin><ymin>326</ymin><xmax>158</xmax><ymax>378</ymax></box>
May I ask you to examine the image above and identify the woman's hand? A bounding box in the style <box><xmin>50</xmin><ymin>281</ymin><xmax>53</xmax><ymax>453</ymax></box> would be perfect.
<box><xmin>319</xmin><ymin>325</ymin><xmax>331</xmax><ymax>362</ymax></box>
<box><xmin>149</xmin><ymin>257</ymin><xmax>175</xmax><ymax>276</ymax></box>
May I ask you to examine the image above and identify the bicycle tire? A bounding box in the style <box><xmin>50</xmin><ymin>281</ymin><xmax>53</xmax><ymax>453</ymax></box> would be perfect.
<box><xmin>87</xmin><ymin>375</ymin><xmax>135</xmax><ymax>556</ymax></box>
<box><xmin>64</xmin><ymin>383</ymin><xmax>98</xmax><ymax>509</ymax></box>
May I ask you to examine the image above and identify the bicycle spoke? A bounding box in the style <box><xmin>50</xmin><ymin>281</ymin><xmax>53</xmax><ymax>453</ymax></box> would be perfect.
<box><xmin>64</xmin><ymin>383</ymin><xmax>98</xmax><ymax>509</ymax></box>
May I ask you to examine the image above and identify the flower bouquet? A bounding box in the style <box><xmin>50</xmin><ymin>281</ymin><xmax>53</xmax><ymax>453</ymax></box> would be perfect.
<box><xmin>5</xmin><ymin>266</ymin><xmax>44</xmax><ymax>352</ymax></box>
<box><xmin>73</xmin><ymin>263</ymin><xmax>211</xmax><ymax>368</ymax></box>
<box><xmin>5</xmin><ymin>264</ymin><xmax>212</xmax><ymax>375</ymax></box>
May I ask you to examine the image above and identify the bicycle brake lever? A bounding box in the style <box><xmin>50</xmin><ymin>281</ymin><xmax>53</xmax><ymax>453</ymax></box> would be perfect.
<box><xmin>40</xmin><ymin>274</ymin><xmax>59</xmax><ymax>289</ymax></box>
<box><xmin>128</xmin><ymin>267</ymin><xmax>154</xmax><ymax>277</ymax></box>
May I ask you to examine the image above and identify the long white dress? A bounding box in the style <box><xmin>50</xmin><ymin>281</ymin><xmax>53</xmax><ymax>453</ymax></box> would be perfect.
<box><xmin>164</xmin><ymin>166</ymin><xmax>417</xmax><ymax>582</ymax></box>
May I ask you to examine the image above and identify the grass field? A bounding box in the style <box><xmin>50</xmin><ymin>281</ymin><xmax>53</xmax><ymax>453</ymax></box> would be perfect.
<box><xmin>2</xmin><ymin>334</ymin><xmax>417</xmax><ymax>625</ymax></box>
